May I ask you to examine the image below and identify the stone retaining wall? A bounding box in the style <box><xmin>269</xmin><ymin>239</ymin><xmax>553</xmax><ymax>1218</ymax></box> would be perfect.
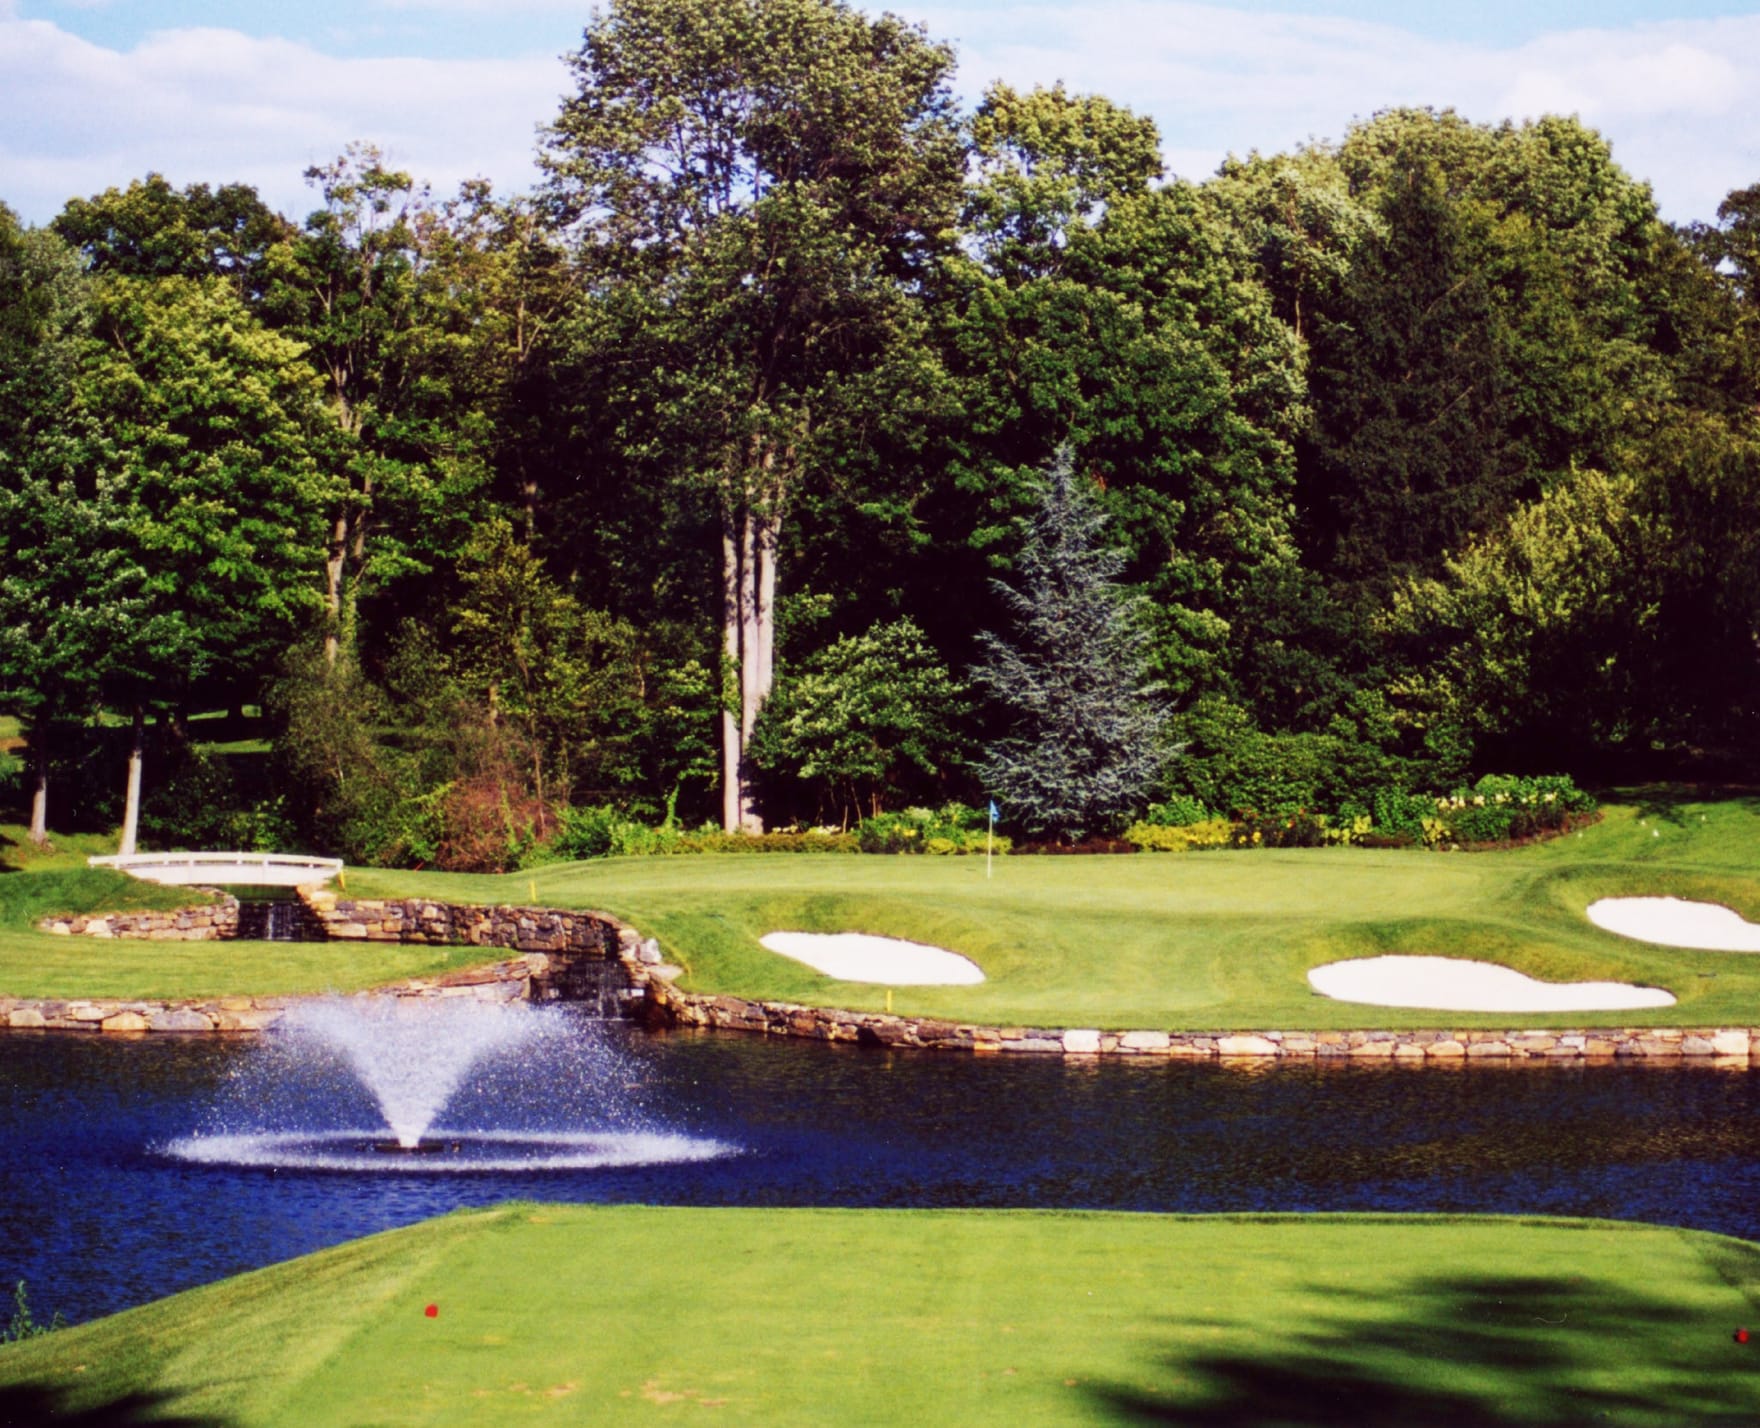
<box><xmin>38</xmin><ymin>893</ymin><xmax>239</xmax><ymax>941</ymax></box>
<box><xmin>10</xmin><ymin>892</ymin><xmax>641</xmax><ymax>1033</ymax></box>
<box><xmin>639</xmin><ymin>981</ymin><xmax>1760</xmax><ymax>1063</ymax></box>
<box><xmin>16</xmin><ymin>888</ymin><xmax>1760</xmax><ymax>1064</ymax></box>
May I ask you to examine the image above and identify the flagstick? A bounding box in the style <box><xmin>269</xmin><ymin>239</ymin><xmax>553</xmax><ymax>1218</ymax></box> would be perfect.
<box><xmin>986</xmin><ymin>812</ymin><xmax>994</xmax><ymax>880</ymax></box>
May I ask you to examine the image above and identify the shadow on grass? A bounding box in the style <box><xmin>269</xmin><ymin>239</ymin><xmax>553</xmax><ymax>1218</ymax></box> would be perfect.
<box><xmin>1091</xmin><ymin>1270</ymin><xmax>1760</xmax><ymax>1426</ymax></box>
<box><xmin>0</xmin><ymin>1382</ymin><xmax>229</xmax><ymax>1427</ymax></box>
<box><xmin>1619</xmin><ymin>784</ymin><xmax>1760</xmax><ymax>827</ymax></box>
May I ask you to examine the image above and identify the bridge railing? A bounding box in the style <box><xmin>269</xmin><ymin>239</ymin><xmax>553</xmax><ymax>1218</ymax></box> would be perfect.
<box><xmin>89</xmin><ymin>852</ymin><xmax>344</xmax><ymax>887</ymax></box>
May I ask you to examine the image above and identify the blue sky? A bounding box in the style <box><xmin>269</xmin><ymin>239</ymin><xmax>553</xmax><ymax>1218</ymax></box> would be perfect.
<box><xmin>5</xmin><ymin>0</ymin><xmax>1759</xmax><ymax>226</ymax></box>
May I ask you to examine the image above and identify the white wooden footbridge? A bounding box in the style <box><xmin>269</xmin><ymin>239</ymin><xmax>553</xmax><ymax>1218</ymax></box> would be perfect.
<box><xmin>88</xmin><ymin>852</ymin><xmax>344</xmax><ymax>887</ymax></box>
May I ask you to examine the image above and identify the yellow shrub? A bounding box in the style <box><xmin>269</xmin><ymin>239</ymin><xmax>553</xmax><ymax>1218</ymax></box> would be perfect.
<box><xmin>1125</xmin><ymin>819</ymin><xmax>1235</xmax><ymax>852</ymax></box>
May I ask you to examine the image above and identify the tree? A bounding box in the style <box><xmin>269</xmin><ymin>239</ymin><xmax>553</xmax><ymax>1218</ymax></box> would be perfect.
<box><xmin>973</xmin><ymin>448</ymin><xmax>1166</xmax><ymax>841</ymax></box>
<box><xmin>448</xmin><ymin>516</ymin><xmax>644</xmax><ymax>823</ymax></box>
<box><xmin>53</xmin><ymin>173</ymin><xmax>291</xmax><ymax>305</ymax></box>
<box><xmin>0</xmin><ymin>210</ymin><xmax>138</xmax><ymax>844</ymax></box>
<box><xmin>1302</xmin><ymin>109</ymin><xmax>1668</xmax><ymax>583</ymax></box>
<box><xmin>263</xmin><ymin>144</ymin><xmax>492</xmax><ymax>664</ymax></box>
<box><xmin>541</xmin><ymin>0</ymin><xmax>964</xmax><ymax>831</ymax></box>
<box><xmin>933</xmin><ymin>88</ymin><xmax>1304</xmax><ymax>714</ymax></box>
<box><xmin>750</xmin><ymin>617</ymin><xmax>968</xmax><ymax>824</ymax></box>
<box><xmin>70</xmin><ymin>271</ymin><xmax>338</xmax><ymax>851</ymax></box>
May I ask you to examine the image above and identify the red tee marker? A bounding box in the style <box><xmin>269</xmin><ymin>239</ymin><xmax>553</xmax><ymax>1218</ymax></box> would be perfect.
<box><xmin>424</xmin><ymin>1304</ymin><xmax>439</xmax><ymax>1319</ymax></box>
<box><xmin>1735</xmin><ymin>1327</ymin><xmax>1748</xmax><ymax>1344</ymax></box>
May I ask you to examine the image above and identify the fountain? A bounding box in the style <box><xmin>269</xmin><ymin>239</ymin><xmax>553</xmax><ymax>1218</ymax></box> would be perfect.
<box><xmin>163</xmin><ymin>996</ymin><xmax>734</xmax><ymax>1173</ymax></box>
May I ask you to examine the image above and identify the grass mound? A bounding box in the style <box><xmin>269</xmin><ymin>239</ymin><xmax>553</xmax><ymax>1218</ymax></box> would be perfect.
<box><xmin>2</xmin><ymin>1205</ymin><xmax>1756</xmax><ymax>1425</ymax></box>
<box><xmin>344</xmin><ymin>795</ymin><xmax>1760</xmax><ymax>1030</ymax></box>
<box><xmin>0</xmin><ymin>826</ymin><xmax>485</xmax><ymax>1001</ymax></box>
<box><xmin>9</xmin><ymin>794</ymin><xmax>1760</xmax><ymax>1022</ymax></box>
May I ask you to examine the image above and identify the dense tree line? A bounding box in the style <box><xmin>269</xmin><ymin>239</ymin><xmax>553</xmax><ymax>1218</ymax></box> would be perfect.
<box><xmin>3</xmin><ymin>0</ymin><xmax>1757</xmax><ymax>862</ymax></box>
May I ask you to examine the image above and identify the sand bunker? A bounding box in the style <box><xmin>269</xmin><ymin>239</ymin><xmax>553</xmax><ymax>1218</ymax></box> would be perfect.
<box><xmin>1308</xmin><ymin>955</ymin><xmax>1675</xmax><ymax>1012</ymax></box>
<box><xmin>759</xmin><ymin>932</ymin><xmax>985</xmax><ymax>985</ymax></box>
<box><xmin>1586</xmin><ymin>897</ymin><xmax>1760</xmax><ymax>952</ymax></box>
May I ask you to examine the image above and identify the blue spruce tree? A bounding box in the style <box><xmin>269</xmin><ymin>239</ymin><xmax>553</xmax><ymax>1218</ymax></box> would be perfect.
<box><xmin>975</xmin><ymin>446</ymin><xmax>1167</xmax><ymax>841</ymax></box>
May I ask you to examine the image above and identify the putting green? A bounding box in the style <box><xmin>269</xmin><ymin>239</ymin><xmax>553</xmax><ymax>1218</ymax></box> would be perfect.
<box><xmin>2</xmin><ymin>1206</ymin><xmax>1757</xmax><ymax>1424</ymax></box>
<box><xmin>9</xmin><ymin>796</ymin><xmax>1760</xmax><ymax>1028</ymax></box>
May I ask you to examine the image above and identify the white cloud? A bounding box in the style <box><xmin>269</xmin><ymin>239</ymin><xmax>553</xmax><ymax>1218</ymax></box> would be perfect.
<box><xmin>906</xmin><ymin>2</ymin><xmax>1760</xmax><ymax>221</ymax></box>
<box><xmin>0</xmin><ymin>16</ymin><xmax>569</xmax><ymax>223</ymax></box>
<box><xmin>3</xmin><ymin>4</ymin><xmax>1758</xmax><ymax>227</ymax></box>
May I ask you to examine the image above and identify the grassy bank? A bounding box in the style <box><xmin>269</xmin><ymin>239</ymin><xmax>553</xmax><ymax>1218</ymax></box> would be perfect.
<box><xmin>2</xmin><ymin>1205</ymin><xmax>1756</xmax><ymax>1425</ymax></box>
<box><xmin>5</xmin><ymin>795</ymin><xmax>1760</xmax><ymax>1024</ymax></box>
<box><xmin>347</xmin><ymin>794</ymin><xmax>1760</xmax><ymax>1031</ymax></box>
<box><xmin>0</xmin><ymin>827</ymin><xmax>487</xmax><ymax>999</ymax></box>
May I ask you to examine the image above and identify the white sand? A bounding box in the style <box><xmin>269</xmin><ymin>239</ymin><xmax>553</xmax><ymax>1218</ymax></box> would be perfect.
<box><xmin>759</xmin><ymin>932</ymin><xmax>985</xmax><ymax>985</ymax></box>
<box><xmin>1586</xmin><ymin>896</ymin><xmax>1760</xmax><ymax>952</ymax></box>
<box><xmin>1308</xmin><ymin>955</ymin><xmax>1675</xmax><ymax>1012</ymax></box>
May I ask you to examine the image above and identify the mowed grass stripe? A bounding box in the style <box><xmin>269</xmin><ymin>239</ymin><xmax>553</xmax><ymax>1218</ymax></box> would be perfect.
<box><xmin>352</xmin><ymin>797</ymin><xmax>1760</xmax><ymax>1029</ymax></box>
<box><xmin>6</xmin><ymin>798</ymin><xmax>1760</xmax><ymax>1025</ymax></box>
<box><xmin>3</xmin><ymin>1206</ymin><xmax>1757</xmax><ymax>1425</ymax></box>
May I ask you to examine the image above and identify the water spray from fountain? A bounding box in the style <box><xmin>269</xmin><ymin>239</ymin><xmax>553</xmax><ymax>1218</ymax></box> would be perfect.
<box><xmin>164</xmin><ymin>996</ymin><xmax>734</xmax><ymax>1173</ymax></box>
<box><xmin>280</xmin><ymin>998</ymin><xmax>539</xmax><ymax>1151</ymax></box>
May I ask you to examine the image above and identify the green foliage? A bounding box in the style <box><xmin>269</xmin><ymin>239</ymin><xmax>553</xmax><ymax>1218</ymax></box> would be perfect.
<box><xmin>1167</xmin><ymin>697</ymin><xmax>1414</xmax><ymax>820</ymax></box>
<box><xmin>545</xmin><ymin>805</ymin><xmax>862</xmax><ymax>859</ymax></box>
<box><xmin>750</xmin><ymin>618</ymin><xmax>969</xmax><ymax>824</ymax></box>
<box><xmin>678</xmin><ymin>829</ymin><xmax>860</xmax><ymax>855</ymax></box>
<box><xmin>138</xmin><ymin>743</ymin><xmax>293</xmax><ymax>853</ymax></box>
<box><xmin>1123</xmin><ymin>818</ymin><xmax>1233</xmax><ymax>852</ymax></box>
<box><xmin>1139</xmin><ymin>795</ymin><xmax>1214</xmax><ymax>827</ymax></box>
<box><xmin>548</xmin><ymin>804</ymin><xmax>682</xmax><ymax>861</ymax></box>
<box><xmin>1436</xmin><ymin>774</ymin><xmax>1597</xmax><ymax>846</ymax></box>
<box><xmin>975</xmin><ymin>448</ymin><xmax>1168</xmax><ymax>840</ymax></box>
<box><xmin>855</xmin><ymin>803</ymin><xmax>1008</xmax><ymax>855</ymax></box>
<box><xmin>2</xmin><ymin>1281</ymin><xmax>64</xmax><ymax>1343</ymax></box>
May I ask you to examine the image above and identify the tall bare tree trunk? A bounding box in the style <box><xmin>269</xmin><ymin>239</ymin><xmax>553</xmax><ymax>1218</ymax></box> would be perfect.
<box><xmin>117</xmin><ymin>707</ymin><xmax>145</xmax><ymax>857</ymax></box>
<box><xmin>323</xmin><ymin>508</ymin><xmax>349</xmax><ymax>665</ymax></box>
<box><xmin>716</xmin><ymin>447</ymin><xmax>787</xmax><ymax>834</ymax></box>
<box><xmin>755</xmin><ymin>510</ymin><xmax>778</xmax><ymax>712</ymax></box>
<box><xmin>720</xmin><ymin>507</ymin><xmax>743</xmax><ymax>833</ymax></box>
<box><xmin>28</xmin><ymin>730</ymin><xmax>48</xmax><ymax>847</ymax></box>
<box><xmin>737</xmin><ymin>506</ymin><xmax>764</xmax><ymax>833</ymax></box>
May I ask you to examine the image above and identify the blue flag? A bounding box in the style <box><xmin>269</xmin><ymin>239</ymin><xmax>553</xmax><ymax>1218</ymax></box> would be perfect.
<box><xmin>988</xmin><ymin>800</ymin><xmax>999</xmax><ymax>823</ymax></box>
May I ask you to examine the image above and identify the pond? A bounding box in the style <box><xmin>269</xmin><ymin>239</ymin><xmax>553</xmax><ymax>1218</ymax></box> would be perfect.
<box><xmin>6</xmin><ymin>1016</ymin><xmax>1760</xmax><ymax>1327</ymax></box>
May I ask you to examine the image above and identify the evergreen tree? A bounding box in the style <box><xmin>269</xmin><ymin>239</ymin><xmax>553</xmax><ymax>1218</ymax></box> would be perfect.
<box><xmin>974</xmin><ymin>447</ymin><xmax>1166</xmax><ymax>841</ymax></box>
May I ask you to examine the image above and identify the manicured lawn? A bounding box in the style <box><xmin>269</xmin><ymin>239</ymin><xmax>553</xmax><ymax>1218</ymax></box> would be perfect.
<box><xmin>346</xmin><ymin>794</ymin><xmax>1760</xmax><ymax>1031</ymax></box>
<box><xmin>0</xmin><ymin>830</ymin><xmax>487</xmax><ymax>999</ymax></box>
<box><xmin>2</xmin><ymin>1205</ymin><xmax>1755</xmax><ymax>1425</ymax></box>
<box><xmin>7</xmin><ymin>794</ymin><xmax>1760</xmax><ymax>1023</ymax></box>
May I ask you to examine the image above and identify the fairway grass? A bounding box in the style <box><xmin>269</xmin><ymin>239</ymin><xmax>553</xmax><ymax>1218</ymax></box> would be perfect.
<box><xmin>7</xmin><ymin>795</ymin><xmax>1760</xmax><ymax>1026</ymax></box>
<box><xmin>344</xmin><ymin>795</ymin><xmax>1760</xmax><ymax>1032</ymax></box>
<box><xmin>2</xmin><ymin>1206</ymin><xmax>1757</xmax><ymax>1425</ymax></box>
<box><xmin>0</xmin><ymin>846</ymin><xmax>493</xmax><ymax>1000</ymax></box>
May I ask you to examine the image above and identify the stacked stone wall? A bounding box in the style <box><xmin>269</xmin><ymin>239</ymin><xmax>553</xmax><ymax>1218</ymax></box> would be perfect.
<box><xmin>16</xmin><ymin>886</ymin><xmax>1760</xmax><ymax>1062</ymax></box>
<box><xmin>639</xmin><ymin>982</ymin><xmax>1760</xmax><ymax>1063</ymax></box>
<box><xmin>39</xmin><ymin>892</ymin><xmax>238</xmax><ymax>941</ymax></box>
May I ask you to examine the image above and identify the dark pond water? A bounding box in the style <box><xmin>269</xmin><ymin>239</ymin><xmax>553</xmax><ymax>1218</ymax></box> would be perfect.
<box><xmin>7</xmin><ymin>1018</ymin><xmax>1760</xmax><ymax>1327</ymax></box>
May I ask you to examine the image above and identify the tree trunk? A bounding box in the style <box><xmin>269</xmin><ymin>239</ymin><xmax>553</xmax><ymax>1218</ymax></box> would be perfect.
<box><xmin>28</xmin><ymin>730</ymin><xmax>48</xmax><ymax>847</ymax></box>
<box><xmin>755</xmin><ymin>510</ymin><xmax>778</xmax><ymax>714</ymax></box>
<box><xmin>720</xmin><ymin>508</ymin><xmax>743</xmax><ymax>834</ymax></box>
<box><xmin>323</xmin><ymin>508</ymin><xmax>349</xmax><ymax>665</ymax></box>
<box><xmin>117</xmin><ymin>706</ymin><xmax>145</xmax><ymax>857</ymax></box>
<box><xmin>737</xmin><ymin>506</ymin><xmax>763</xmax><ymax>833</ymax></box>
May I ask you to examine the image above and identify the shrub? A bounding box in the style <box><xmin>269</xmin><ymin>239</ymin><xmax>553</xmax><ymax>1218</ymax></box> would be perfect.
<box><xmin>1432</xmin><ymin>774</ymin><xmax>1596</xmax><ymax>846</ymax></box>
<box><xmin>676</xmin><ymin>829</ymin><xmax>859</xmax><ymax>854</ymax></box>
<box><xmin>549</xmin><ymin>805</ymin><xmax>684</xmax><ymax>860</ymax></box>
<box><xmin>1140</xmin><ymin>795</ymin><xmax>1214</xmax><ymax>828</ymax></box>
<box><xmin>1369</xmin><ymin>788</ymin><xmax>1437</xmax><ymax>844</ymax></box>
<box><xmin>1232</xmin><ymin>809</ymin><xmax>1328</xmax><ymax>849</ymax></box>
<box><xmin>3</xmin><ymin>1280</ymin><xmax>64</xmax><ymax>1342</ymax></box>
<box><xmin>856</xmin><ymin>804</ymin><xmax>1006</xmax><ymax>855</ymax></box>
<box><xmin>1124</xmin><ymin>818</ymin><xmax>1234</xmax><ymax>852</ymax></box>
